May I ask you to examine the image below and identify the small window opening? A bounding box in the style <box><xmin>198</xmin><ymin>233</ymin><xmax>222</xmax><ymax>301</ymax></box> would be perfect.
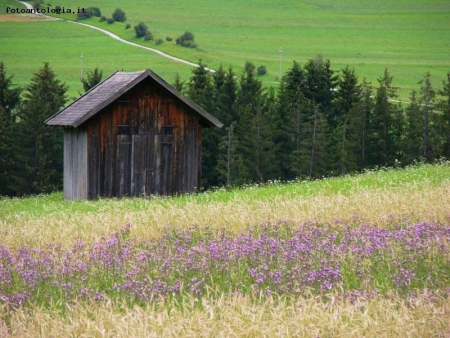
<box><xmin>117</xmin><ymin>125</ymin><xmax>131</xmax><ymax>135</ymax></box>
<box><xmin>162</xmin><ymin>125</ymin><xmax>173</xmax><ymax>135</ymax></box>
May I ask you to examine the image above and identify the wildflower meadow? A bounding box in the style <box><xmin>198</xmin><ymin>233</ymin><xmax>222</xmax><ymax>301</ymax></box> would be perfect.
<box><xmin>0</xmin><ymin>162</ymin><xmax>449</xmax><ymax>336</ymax></box>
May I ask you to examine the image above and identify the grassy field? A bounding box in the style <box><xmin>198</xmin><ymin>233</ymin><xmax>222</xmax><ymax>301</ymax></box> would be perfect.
<box><xmin>1</xmin><ymin>0</ymin><xmax>450</xmax><ymax>100</ymax></box>
<box><xmin>1</xmin><ymin>161</ymin><xmax>449</xmax><ymax>248</ymax></box>
<box><xmin>0</xmin><ymin>163</ymin><xmax>449</xmax><ymax>336</ymax></box>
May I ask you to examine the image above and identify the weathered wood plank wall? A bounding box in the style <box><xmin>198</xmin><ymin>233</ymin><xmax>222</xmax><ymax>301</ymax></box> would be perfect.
<box><xmin>64</xmin><ymin>128</ymin><xmax>88</xmax><ymax>200</ymax></box>
<box><xmin>84</xmin><ymin>78</ymin><xmax>202</xmax><ymax>198</ymax></box>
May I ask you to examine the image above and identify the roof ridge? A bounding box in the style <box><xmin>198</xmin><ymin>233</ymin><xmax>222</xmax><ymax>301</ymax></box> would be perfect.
<box><xmin>45</xmin><ymin>69</ymin><xmax>223</xmax><ymax>128</ymax></box>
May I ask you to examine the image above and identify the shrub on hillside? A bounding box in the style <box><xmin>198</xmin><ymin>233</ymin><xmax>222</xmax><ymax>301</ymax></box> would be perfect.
<box><xmin>125</xmin><ymin>23</ymin><xmax>131</xmax><ymax>29</ymax></box>
<box><xmin>106</xmin><ymin>18</ymin><xmax>114</xmax><ymax>24</ymax></box>
<box><xmin>76</xmin><ymin>7</ymin><xmax>102</xmax><ymax>20</ymax></box>
<box><xmin>77</xmin><ymin>11</ymin><xmax>90</xmax><ymax>20</ymax></box>
<box><xmin>257</xmin><ymin>65</ymin><xmax>267</xmax><ymax>76</ymax></box>
<box><xmin>112</xmin><ymin>8</ymin><xmax>126</xmax><ymax>22</ymax></box>
<box><xmin>34</xmin><ymin>0</ymin><xmax>44</xmax><ymax>10</ymax></box>
<box><xmin>156</xmin><ymin>38</ymin><xmax>164</xmax><ymax>45</ymax></box>
<box><xmin>166</xmin><ymin>36</ymin><xmax>173</xmax><ymax>42</ymax></box>
<box><xmin>176</xmin><ymin>31</ymin><xmax>197</xmax><ymax>48</ymax></box>
<box><xmin>245</xmin><ymin>61</ymin><xmax>256</xmax><ymax>72</ymax></box>
<box><xmin>99</xmin><ymin>15</ymin><xmax>106</xmax><ymax>22</ymax></box>
<box><xmin>144</xmin><ymin>32</ymin><xmax>153</xmax><ymax>41</ymax></box>
<box><xmin>87</xmin><ymin>7</ymin><xmax>101</xmax><ymax>17</ymax></box>
<box><xmin>134</xmin><ymin>22</ymin><xmax>148</xmax><ymax>38</ymax></box>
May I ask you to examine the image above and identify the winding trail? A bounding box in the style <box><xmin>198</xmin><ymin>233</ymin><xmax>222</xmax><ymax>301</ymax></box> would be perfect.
<box><xmin>15</xmin><ymin>0</ymin><xmax>215</xmax><ymax>72</ymax></box>
<box><xmin>15</xmin><ymin>1</ymin><xmax>414</xmax><ymax>104</ymax></box>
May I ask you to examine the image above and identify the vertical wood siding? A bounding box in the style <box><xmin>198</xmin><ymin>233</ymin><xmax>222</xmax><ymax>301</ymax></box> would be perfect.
<box><xmin>83</xmin><ymin>78</ymin><xmax>203</xmax><ymax>199</ymax></box>
<box><xmin>64</xmin><ymin>128</ymin><xmax>88</xmax><ymax>200</ymax></box>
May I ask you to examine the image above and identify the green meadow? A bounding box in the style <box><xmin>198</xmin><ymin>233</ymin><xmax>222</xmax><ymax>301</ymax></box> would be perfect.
<box><xmin>1</xmin><ymin>0</ymin><xmax>450</xmax><ymax>99</ymax></box>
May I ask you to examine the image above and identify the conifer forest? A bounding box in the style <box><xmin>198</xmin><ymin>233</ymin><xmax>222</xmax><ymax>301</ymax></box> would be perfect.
<box><xmin>1</xmin><ymin>58</ymin><xmax>450</xmax><ymax>196</ymax></box>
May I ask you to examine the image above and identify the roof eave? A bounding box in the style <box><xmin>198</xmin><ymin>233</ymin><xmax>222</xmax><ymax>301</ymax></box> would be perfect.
<box><xmin>45</xmin><ymin>69</ymin><xmax>223</xmax><ymax>129</ymax></box>
<box><xmin>145</xmin><ymin>69</ymin><xmax>223</xmax><ymax>128</ymax></box>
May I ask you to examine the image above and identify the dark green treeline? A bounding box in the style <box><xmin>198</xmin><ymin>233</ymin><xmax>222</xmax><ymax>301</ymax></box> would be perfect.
<box><xmin>1</xmin><ymin>59</ymin><xmax>450</xmax><ymax>196</ymax></box>
<box><xmin>0</xmin><ymin>62</ymin><xmax>67</xmax><ymax>196</ymax></box>
<box><xmin>186</xmin><ymin>57</ymin><xmax>450</xmax><ymax>189</ymax></box>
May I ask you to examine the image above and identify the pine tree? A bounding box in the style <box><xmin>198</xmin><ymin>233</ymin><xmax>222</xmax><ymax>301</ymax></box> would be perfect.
<box><xmin>438</xmin><ymin>72</ymin><xmax>450</xmax><ymax>158</ymax></box>
<box><xmin>217</xmin><ymin>121</ymin><xmax>242</xmax><ymax>186</ymax></box>
<box><xmin>235</xmin><ymin>62</ymin><xmax>275</xmax><ymax>183</ymax></box>
<box><xmin>334</xmin><ymin>66</ymin><xmax>359</xmax><ymax>126</ymax></box>
<box><xmin>332</xmin><ymin>66</ymin><xmax>361</xmax><ymax>174</ymax></box>
<box><xmin>351</xmin><ymin>78</ymin><xmax>374</xmax><ymax>169</ymax></box>
<box><xmin>0</xmin><ymin>62</ymin><xmax>22</xmax><ymax>196</ymax></box>
<box><xmin>0</xmin><ymin>62</ymin><xmax>21</xmax><ymax>124</ymax></box>
<box><xmin>275</xmin><ymin>61</ymin><xmax>308</xmax><ymax>179</ymax></box>
<box><xmin>213</xmin><ymin>65</ymin><xmax>238</xmax><ymax>126</ymax></box>
<box><xmin>16</xmin><ymin>63</ymin><xmax>68</xmax><ymax>194</ymax></box>
<box><xmin>212</xmin><ymin>65</ymin><xmax>240</xmax><ymax>185</ymax></box>
<box><xmin>297</xmin><ymin>103</ymin><xmax>329</xmax><ymax>178</ymax></box>
<box><xmin>172</xmin><ymin>73</ymin><xmax>185</xmax><ymax>92</ymax></box>
<box><xmin>369</xmin><ymin>68</ymin><xmax>400</xmax><ymax>167</ymax></box>
<box><xmin>81</xmin><ymin>67</ymin><xmax>103</xmax><ymax>92</ymax></box>
<box><xmin>303</xmin><ymin>56</ymin><xmax>337</xmax><ymax>128</ymax></box>
<box><xmin>236</xmin><ymin>62</ymin><xmax>264</xmax><ymax>182</ymax></box>
<box><xmin>404</xmin><ymin>90</ymin><xmax>423</xmax><ymax>164</ymax></box>
<box><xmin>187</xmin><ymin>60</ymin><xmax>218</xmax><ymax>188</ymax></box>
<box><xmin>260</xmin><ymin>87</ymin><xmax>279</xmax><ymax>180</ymax></box>
<box><xmin>187</xmin><ymin>60</ymin><xmax>213</xmax><ymax>111</ymax></box>
<box><xmin>418</xmin><ymin>72</ymin><xmax>440</xmax><ymax>161</ymax></box>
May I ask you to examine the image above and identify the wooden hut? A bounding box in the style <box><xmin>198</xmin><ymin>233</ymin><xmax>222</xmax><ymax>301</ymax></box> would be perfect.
<box><xmin>45</xmin><ymin>70</ymin><xmax>222</xmax><ymax>200</ymax></box>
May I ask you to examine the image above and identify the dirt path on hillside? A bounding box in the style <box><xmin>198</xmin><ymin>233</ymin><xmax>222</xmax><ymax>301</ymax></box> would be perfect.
<box><xmin>13</xmin><ymin>1</ymin><xmax>414</xmax><ymax>104</ymax></box>
<box><xmin>14</xmin><ymin>0</ymin><xmax>214</xmax><ymax>72</ymax></box>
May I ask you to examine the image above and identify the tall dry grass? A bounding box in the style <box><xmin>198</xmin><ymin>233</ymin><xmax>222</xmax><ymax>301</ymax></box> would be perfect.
<box><xmin>1</xmin><ymin>179</ymin><xmax>449</xmax><ymax>249</ymax></box>
<box><xmin>2</xmin><ymin>291</ymin><xmax>449</xmax><ymax>337</ymax></box>
<box><xmin>1</xmin><ymin>166</ymin><xmax>449</xmax><ymax>336</ymax></box>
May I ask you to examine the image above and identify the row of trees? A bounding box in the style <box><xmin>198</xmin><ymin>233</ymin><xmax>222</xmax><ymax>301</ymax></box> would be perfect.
<box><xmin>1</xmin><ymin>59</ymin><xmax>449</xmax><ymax>196</ymax></box>
<box><xmin>183</xmin><ymin>58</ymin><xmax>450</xmax><ymax>188</ymax></box>
<box><xmin>0</xmin><ymin>62</ymin><xmax>67</xmax><ymax>196</ymax></box>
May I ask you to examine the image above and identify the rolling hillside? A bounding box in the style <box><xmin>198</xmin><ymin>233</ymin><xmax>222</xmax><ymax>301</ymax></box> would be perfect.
<box><xmin>1</xmin><ymin>0</ymin><xmax>449</xmax><ymax>99</ymax></box>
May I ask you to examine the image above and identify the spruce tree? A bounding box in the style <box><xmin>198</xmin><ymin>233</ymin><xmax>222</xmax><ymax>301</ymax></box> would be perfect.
<box><xmin>81</xmin><ymin>67</ymin><xmax>103</xmax><ymax>92</ymax></box>
<box><xmin>0</xmin><ymin>62</ymin><xmax>22</xmax><ymax>196</ymax></box>
<box><xmin>332</xmin><ymin>66</ymin><xmax>361</xmax><ymax>174</ymax></box>
<box><xmin>212</xmin><ymin>65</ymin><xmax>240</xmax><ymax>185</ymax></box>
<box><xmin>275</xmin><ymin>61</ymin><xmax>308</xmax><ymax>179</ymax></box>
<box><xmin>260</xmin><ymin>87</ymin><xmax>279</xmax><ymax>180</ymax></box>
<box><xmin>335</xmin><ymin>66</ymin><xmax>359</xmax><ymax>126</ymax></box>
<box><xmin>404</xmin><ymin>90</ymin><xmax>422</xmax><ymax>164</ymax></box>
<box><xmin>187</xmin><ymin>60</ymin><xmax>213</xmax><ymax>111</ymax></box>
<box><xmin>418</xmin><ymin>72</ymin><xmax>440</xmax><ymax>161</ymax></box>
<box><xmin>217</xmin><ymin>121</ymin><xmax>242</xmax><ymax>186</ymax></box>
<box><xmin>236</xmin><ymin>62</ymin><xmax>265</xmax><ymax>182</ymax></box>
<box><xmin>16</xmin><ymin>63</ymin><xmax>68</xmax><ymax>194</ymax></box>
<box><xmin>303</xmin><ymin>56</ymin><xmax>337</xmax><ymax>128</ymax></box>
<box><xmin>0</xmin><ymin>62</ymin><xmax>21</xmax><ymax>124</ymax></box>
<box><xmin>351</xmin><ymin>78</ymin><xmax>374</xmax><ymax>169</ymax></box>
<box><xmin>187</xmin><ymin>60</ymin><xmax>218</xmax><ymax>188</ymax></box>
<box><xmin>172</xmin><ymin>73</ymin><xmax>185</xmax><ymax>93</ymax></box>
<box><xmin>213</xmin><ymin>65</ymin><xmax>238</xmax><ymax>126</ymax></box>
<box><xmin>438</xmin><ymin>72</ymin><xmax>450</xmax><ymax>158</ymax></box>
<box><xmin>369</xmin><ymin>68</ymin><xmax>399</xmax><ymax>167</ymax></box>
<box><xmin>297</xmin><ymin>103</ymin><xmax>329</xmax><ymax>178</ymax></box>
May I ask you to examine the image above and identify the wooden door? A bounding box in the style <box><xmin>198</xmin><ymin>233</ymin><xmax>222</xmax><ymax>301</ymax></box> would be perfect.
<box><xmin>116</xmin><ymin>134</ymin><xmax>132</xmax><ymax>197</ymax></box>
<box><xmin>117</xmin><ymin>131</ymin><xmax>173</xmax><ymax>197</ymax></box>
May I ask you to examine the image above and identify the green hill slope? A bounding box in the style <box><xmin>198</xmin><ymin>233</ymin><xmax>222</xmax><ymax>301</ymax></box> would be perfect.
<box><xmin>1</xmin><ymin>0</ymin><xmax>450</xmax><ymax>99</ymax></box>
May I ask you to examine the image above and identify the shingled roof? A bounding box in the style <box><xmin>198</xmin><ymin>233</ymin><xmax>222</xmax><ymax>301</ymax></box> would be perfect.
<box><xmin>45</xmin><ymin>69</ymin><xmax>223</xmax><ymax>128</ymax></box>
